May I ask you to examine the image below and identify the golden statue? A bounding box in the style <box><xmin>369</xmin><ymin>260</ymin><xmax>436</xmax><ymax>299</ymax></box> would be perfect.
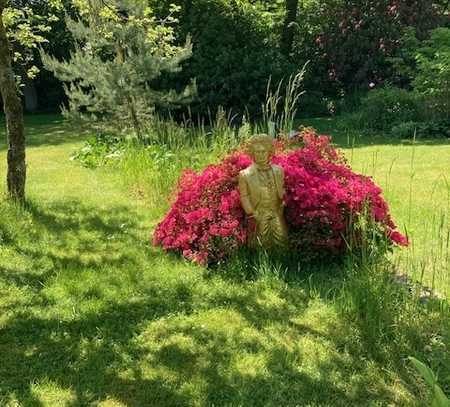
<box><xmin>238</xmin><ymin>134</ymin><xmax>288</xmax><ymax>248</ymax></box>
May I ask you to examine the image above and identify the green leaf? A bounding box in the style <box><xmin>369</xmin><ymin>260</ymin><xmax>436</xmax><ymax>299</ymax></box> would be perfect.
<box><xmin>433</xmin><ymin>384</ymin><xmax>450</xmax><ymax>407</ymax></box>
<box><xmin>409</xmin><ymin>356</ymin><xmax>436</xmax><ymax>387</ymax></box>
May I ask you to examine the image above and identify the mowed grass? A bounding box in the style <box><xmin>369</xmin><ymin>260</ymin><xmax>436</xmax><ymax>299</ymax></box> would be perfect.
<box><xmin>0</xmin><ymin>115</ymin><xmax>448</xmax><ymax>407</ymax></box>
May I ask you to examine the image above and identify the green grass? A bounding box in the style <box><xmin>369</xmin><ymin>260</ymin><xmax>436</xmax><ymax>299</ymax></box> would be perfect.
<box><xmin>0</xmin><ymin>115</ymin><xmax>449</xmax><ymax>406</ymax></box>
<box><xmin>301</xmin><ymin>117</ymin><xmax>450</xmax><ymax>298</ymax></box>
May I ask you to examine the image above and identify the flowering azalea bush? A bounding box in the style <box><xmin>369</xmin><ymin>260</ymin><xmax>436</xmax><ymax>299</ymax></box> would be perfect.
<box><xmin>153</xmin><ymin>129</ymin><xmax>408</xmax><ymax>265</ymax></box>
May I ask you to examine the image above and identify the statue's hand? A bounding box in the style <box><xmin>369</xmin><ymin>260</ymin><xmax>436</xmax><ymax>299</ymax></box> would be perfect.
<box><xmin>249</xmin><ymin>208</ymin><xmax>259</xmax><ymax>219</ymax></box>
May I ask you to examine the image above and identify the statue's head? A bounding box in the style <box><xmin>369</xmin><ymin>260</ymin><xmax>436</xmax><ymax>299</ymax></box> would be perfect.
<box><xmin>247</xmin><ymin>134</ymin><xmax>275</xmax><ymax>166</ymax></box>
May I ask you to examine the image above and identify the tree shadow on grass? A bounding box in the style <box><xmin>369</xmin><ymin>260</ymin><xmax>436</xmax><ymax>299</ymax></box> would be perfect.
<box><xmin>1</xmin><ymin>199</ymin><xmax>446</xmax><ymax>405</ymax></box>
<box><xmin>0</xmin><ymin>279</ymin><xmax>376</xmax><ymax>407</ymax></box>
<box><xmin>13</xmin><ymin>199</ymin><xmax>150</xmax><ymax>272</ymax></box>
<box><xmin>0</xmin><ymin>195</ymin><xmax>196</xmax><ymax>405</ymax></box>
<box><xmin>0</xmin><ymin>222</ymin><xmax>396</xmax><ymax>407</ymax></box>
<box><xmin>0</xmin><ymin>273</ymin><xmax>429</xmax><ymax>405</ymax></box>
<box><xmin>0</xmin><ymin>115</ymin><xmax>93</xmax><ymax>151</ymax></box>
<box><xmin>140</xmin><ymin>301</ymin><xmax>406</xmax><ymax>407</ymax></box>
<box><xmin>208</xmin><ymin>252</ymin><xmax>450</xmax><ymax>401</ymax></box>
<box><xmin>0</xmin><ymin>301</ymin><xmax>193</xmax><ymax>406</ymax></box>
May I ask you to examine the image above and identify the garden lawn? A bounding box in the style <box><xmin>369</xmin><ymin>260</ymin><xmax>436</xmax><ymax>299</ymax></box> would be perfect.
<box><xmin>304</xmin><ymin>117</ymin><xmax>450</xmax><ymax>298</ymax></box>
<box><xmin>0</xmin><ymin>115</ymin><xmax>448</xmax><ymax>407</ymax></box>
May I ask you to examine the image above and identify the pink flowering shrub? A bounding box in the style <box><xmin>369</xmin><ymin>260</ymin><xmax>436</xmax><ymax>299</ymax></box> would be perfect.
<box><xmin>153</xmin><ymin>130</ymin><xmax>408</xmax><ymax>265</ymax></box>
<box><xmin>153</xmin><ymin>153</ymin><xmax>253</xmax><ymax>265</ymax></box>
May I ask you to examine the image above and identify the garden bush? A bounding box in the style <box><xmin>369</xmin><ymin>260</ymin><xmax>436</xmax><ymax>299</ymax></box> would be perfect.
<box><xmin>390</xmin><ymin>121</ymin><xmax>419</xmax><ymax>138</ymax></box>
<box><xmin>389</xmin><ymin>26</ymin><xmax>450</xmax><ymax>121</ymax></box>
<box><xmin>297</xmin><ymin>91</ymin><xmax>336</xmax><ymax>118</ymax></box>
<box><xmin>412</xmin><ymin>27</ymin><xmax>450</xmax><ymax>121</ymax></box>
<box><xmin>27</xmin><ymin>0</ymin><xmax>448</xmax><ymax>114</ymax></box>
<box><xmin>359</xmin><ymin>86</ymin><xmax>421</xmax><ymax>132</ymax></box>
<box><xmin>153</xmin><ymin>129</ymin><xmax>407</xmax><ymax>265</ymax></box>
<box><xmin>391</xmin><ymin>120</ymin><xmax>450</xmax><ymax>139</ymax></box>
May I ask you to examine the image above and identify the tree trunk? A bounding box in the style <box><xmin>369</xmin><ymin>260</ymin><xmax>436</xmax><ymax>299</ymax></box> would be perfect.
<box><xmin>0</xmin><ymin>1</ymin><xmax>26</xmax><ymax>202</ymax></box>
<box><xmin>281</xmin><ymin>0</ymin><xmax>299</xmax><ymax>56</ymax></box>
<box><xmin>116</xmin><ymin>42</ymin><xmax>142</xmax><ymax>141</ymax></box>
<box><xmin>127</xmin><ymin>94</ymin><xmax>142</xmax><ymax>141</ymax></box>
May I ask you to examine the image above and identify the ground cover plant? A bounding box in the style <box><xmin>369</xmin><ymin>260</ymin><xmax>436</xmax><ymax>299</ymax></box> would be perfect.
<box><xmin>0</xmin><ymin>115</ymin><xmax>448</xmax><ymax>406</ymax></box>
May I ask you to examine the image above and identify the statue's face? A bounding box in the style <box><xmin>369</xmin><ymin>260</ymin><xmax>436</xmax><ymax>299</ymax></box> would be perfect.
<box><xmin>252</xmin><ymin>144</ymin><xmax>270</xmax><ymax>166</ymax></box>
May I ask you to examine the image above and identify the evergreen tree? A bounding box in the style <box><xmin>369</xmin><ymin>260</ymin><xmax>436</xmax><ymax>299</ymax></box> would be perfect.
<box><xmin>42</xmin><ymin>0</ymin><xmax>195</xmax><ymax>140</ymax></box>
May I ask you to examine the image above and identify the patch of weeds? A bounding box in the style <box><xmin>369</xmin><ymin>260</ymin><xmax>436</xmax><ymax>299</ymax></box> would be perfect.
<box><xmin>71</xmin><ymin>133</ymin><xmax>125</xmax><ymax>168</ymax></box>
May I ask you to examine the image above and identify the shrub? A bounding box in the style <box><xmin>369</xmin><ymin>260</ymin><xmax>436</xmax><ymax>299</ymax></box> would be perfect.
<box><xmin>417</xmin><ymin>120</ymin><xmax>450</xmax><ymax>138</ymax></box>
<box><xmin>413</xmin><ymin>27</ymin><xmax>450</xmax><ymax>121</ymax></box>
<box><xmin>390</xmin><ymin>121</ymin><xmax>418</xmax><ymax>138</ymax></box>
<box><xmin>391</xmin><ymin>120</ymin><xmax>450</xmax><ymax>139</ymax></box>
<box><xmin>153</xmin><ymin>151</ymin><xmax>252</xmax><ymax>265</ymax></box>
<box><xmin>359</xmin><ymin>86</ymin><xmax>421</xmax><ymax>131</ymax></box>
<box><xmin>389</xmin><ymin>27</ymin><xmax>450</xmax><ymax>121</ymax></box>
<box><xmin>153</xmin><ymin>129</ymin><xmax>407</xmax><ymax>265</ymax></box>
<box><xmin>297</xmin><ymin>91</ymin><xmax>333</xmax><ymax>118</ymax></box>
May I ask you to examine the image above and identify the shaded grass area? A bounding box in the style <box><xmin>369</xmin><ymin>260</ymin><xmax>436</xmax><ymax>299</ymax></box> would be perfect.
<box><xmin>1</xmin><ymin>198</ymin><xmax>447</xmax><ymax>406</ymax></box>
<box><xmin>0</xmin><ymin>114</ymin><xmax>79</xmax><ymax>150</ymax></box>
<box><xmin>0</xmin><ymin>115</ymin><xmax>449</xmax><ymax>406</ymax></box>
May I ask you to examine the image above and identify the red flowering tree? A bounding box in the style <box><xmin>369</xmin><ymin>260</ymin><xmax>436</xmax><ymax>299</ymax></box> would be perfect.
<box><xmin>299</xmin><ymin>0</ymin><xmax>446</xmax><ymax>92</ymax></box>
<box><xmin>153</xmin><ymin>130</ymin><xmax>408</xmax><ymax>265</ymax></box>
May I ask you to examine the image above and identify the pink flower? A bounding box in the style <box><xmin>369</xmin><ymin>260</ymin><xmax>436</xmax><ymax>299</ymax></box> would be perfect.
<box><xmin>388</xmin><ymin>230</ymin><xmax>409</xmax><ymax>246</ymax></box>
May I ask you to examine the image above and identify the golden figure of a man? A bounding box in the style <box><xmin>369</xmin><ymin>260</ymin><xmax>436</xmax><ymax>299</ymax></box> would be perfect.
<box><xmin>238</xmin><ymin>134</ymin><xmax>288</xmax><ymax>248</ymax></box>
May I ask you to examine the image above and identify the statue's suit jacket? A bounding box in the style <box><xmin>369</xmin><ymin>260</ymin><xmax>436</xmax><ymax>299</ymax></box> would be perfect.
<box><xmin>238</xmin><ymin>164</ymin><xmax>285</xmax><ymax>215</ymax></box>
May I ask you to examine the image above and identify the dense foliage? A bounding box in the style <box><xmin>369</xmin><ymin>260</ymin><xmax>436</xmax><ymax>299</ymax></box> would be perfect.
<box><xmin>356</xmin><ymin>26</ymin><xmax>450</xmax><ymax>138</ymax></box>
<box><xmin>3</xmin><ymin>0</ymin><xmax>63</xmax><ymax>83</ymax></box>
<box><xmin>150</xmin><ymin>0</ymin><xmax>290</xmax><ymax>116</ymax></box>
<box><xmin>28</xmin><ymin>0</ymin><xmax>447</xmax><ymax>118</ymax></box>
<box><xmin>148</xmin><ymin>0</ymin><xmax>448</xmax><ymax>117</ymax></box>
<box><xmin>358</xmin><ymin>86</ymin><xmax>421</xmax><ymax>132</ymax></box>
<box><xmin>411</xmin><ymin>27</ymin><xmax>450</xmax><ymax>120</ymax></box>
<box><xmin>154</xmin><ymin>130</ymin><xmax>408</xmax><ymax>265</ymax></box>
<box><xmin>297</xmin><ymin>0</ymin><xmax>446</xmax><ymax>93</ymax></box>
<box><xmin>70</xmin><ymin>133</ymin><xmax>125</xmax><ymax>168</ymax></box>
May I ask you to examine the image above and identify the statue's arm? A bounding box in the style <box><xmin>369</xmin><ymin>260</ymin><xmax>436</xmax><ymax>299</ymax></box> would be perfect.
<box><xmin>238</xmin><ymin>173</ymin><xmax>255</xmax><ymax>215</ymax></box>
<box><xmin>277</xmin><ymin>166</ymin><xmax>286</xmax><ymax>200</ymax></box>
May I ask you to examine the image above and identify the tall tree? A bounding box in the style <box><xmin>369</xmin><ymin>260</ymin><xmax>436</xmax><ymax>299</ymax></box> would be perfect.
<box><xmin>0</xmin><ymin>0</ymin><xmax>62</xmax><ymax>202</ymax></box>
<box><xmin>280</xmin><ymin>0</ymin><xmax>298</xmax><ymax>56</ymax></box>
